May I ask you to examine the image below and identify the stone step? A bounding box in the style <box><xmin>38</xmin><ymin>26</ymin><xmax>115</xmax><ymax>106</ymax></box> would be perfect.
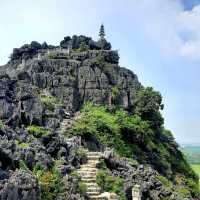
<box><xmin>60</xmin><ymin>123</ymin><xmax>72</xmax><ymax>126</ymax></box>
<box><xmin>81</xmin><ymin>164</ymin><xmax>98</xmax><ymax>168</ymax></box>
<box><xmin>78</xmin><ymin>167</ymin><xmax>98</xmax><ymax>172</ymax></box>
<box><xmin>81</xmin><ymin>174</ymin><xmax>97</xmax><ymax>179</ymax></box>
<box><xmin>87</xmin><ymin>159</ymin><xmax>100</xmax><ymax>162</ymax></box>
<box><xmin>81</xmin><ymin>177</ymin><xmax>97</xmax><ymax>182</ymax></box>
<box><xmin>87</xmin><ymin>152</ymin><xmax>103</xmax><ymax>156</ymax></box>
<box><xmin>87</xmin><ymin>155</ymin><xmax>102</xmax><ymax>160</ymax></box>
<box><xmin>81</xmin><ymin>173</ymin><xmax>96</xmax><ymax>177</ymax></box>
<box><xmin>99</xmin><ymin>193</ymin><xmax>119</xmax><ymax>200</ymax></box>
<box><xmin>86</xmin><ymin>191</ymin><xmax>101</xmax><ymax>196</ymax></box>
<box><xmin>79</xmin><ymin>168</ymin><xmax>97</xmax><ymax>171</ymax></box>
<box><xmin>85</xmin><ymin>182</ymin><xmax>99</xmax><ymax>186</ymax></box>
<box><xmin>88</xmin><ymin>195</ymin><xmax>106</xmax><ymax>200</ymax></box>
<box><xmin>77</xmin><ymin>150</ymin><xmax>118</xmax><ymax>199</ymax></box>
<box><xmin>87</xmin><ymin>187</ymin><xmax>101</xmax><ymax>193</ymax></box>
<box><xmin>87</xmin><ymin>161</ymin><xmax>100</xmax><ymax>165</ymax></box>
<box><xmin>78</xmin><ymin>170</ymin><xmax>97</xmax><ymax>176</ymax></box>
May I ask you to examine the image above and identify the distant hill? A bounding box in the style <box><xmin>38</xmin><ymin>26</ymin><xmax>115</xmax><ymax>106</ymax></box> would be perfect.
<box><xmin>181</xmin><ymin>146</ymin><xmax>200</xmax><ymax>164</ymax></box>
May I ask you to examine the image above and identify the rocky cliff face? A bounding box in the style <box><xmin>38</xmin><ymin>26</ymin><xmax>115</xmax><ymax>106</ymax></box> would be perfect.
<box><xmin>0</xmin><ymin>47</ymin><xmax>140</xmax><ymax>126</ymax></box>
<box><xmin>0</xmin><ymin>36</ymin><xmax>199</xmax><ymax>200</ymax></box>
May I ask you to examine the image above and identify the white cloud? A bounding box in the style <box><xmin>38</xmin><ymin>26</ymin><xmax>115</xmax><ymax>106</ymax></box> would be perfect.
<box><xmin>132</xmin><ymin>0</ymin><xmax>200</xmax><ymax>60</ymax></box>
<box><xmin>177</xmin><ymin>5</ymin><xmax>200</xmax><ymax>59</ymax></box>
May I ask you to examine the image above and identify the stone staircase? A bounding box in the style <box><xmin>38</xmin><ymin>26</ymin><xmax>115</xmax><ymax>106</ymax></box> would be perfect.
<box><xmin>59</xmin><ymin>111</ymin><xmax>80</xmax><ymax>134</ymax></box>
<box><xmin>77</xmin><ymin>151</ymin><xmax>118</xmax><ymax>200</ymax></box>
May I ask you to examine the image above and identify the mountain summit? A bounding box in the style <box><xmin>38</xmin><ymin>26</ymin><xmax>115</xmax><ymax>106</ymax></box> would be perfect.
<box><xmin>0</xmin><ymin>31</ymin><xmax>199</xmax><ymax>200</ymax></box>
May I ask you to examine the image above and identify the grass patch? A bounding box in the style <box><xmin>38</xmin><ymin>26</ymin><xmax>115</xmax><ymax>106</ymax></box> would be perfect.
<box><xmin>156</xmin><ymin>175</ymin><xmax>172</xmax><ymax>188</ymax></box>
<box><xmin>96</xmin><ymin>170</ymin><xmax>125</xmax><ymax>200</ymax></box>
<box><xmin>15</xmin><ymin>140</ymin><xmax>29</xmax><ymax>149</ymax></box>
<box><xmin>0</xmin><ymin>120</ymin><xmax>4</xmax><ymax>129</ymax></box>
<box><xmin>40</xmin><ymin>93</ymin><xmax>63</xmax><ymax>112</ymax></box>
<box><xmin>27</xmin><ymin>125</ymin><xmax>50</xmax><ymax>137</ymax></box>
<box><xmin>191</xmin><ymin>164</ymin><xmax>200</xmax><ymax>190</ymax></box>
<box><xmin>78</xmin><ymin>181</ymin><xmax>87</xmax><ymax>195</ymax></box>
<box><xmin>191</xmin><ymin>164</ymin><xmax>200</xmax><ymax>176</ymax></box>
<box><xmin>111</xmin><ymin>86</ymin><xmax>121</xmax><ymax>105</ymax></box>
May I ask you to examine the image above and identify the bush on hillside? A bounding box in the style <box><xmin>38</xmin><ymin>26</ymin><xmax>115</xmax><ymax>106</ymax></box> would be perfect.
<box><xmin>27</xmin><ymin>125</ymin><xmax>50</xmax><ymax>137</ymax></box>
<box><xmin>33</xmin><ymin>162</ymin><xmax>64</xmax><ymax>200</ymax></box>
<box><xmin>69</xmin><ymin>102</ymin><xmax>199</xmax><ymax>197</ymax></box>
<box><xmin>134</xmin><ymin>87</ymin><xmax>164</xmax><ymax>129</ymax></box>
<box><xmin>40</xmin><ymin>93</ymin><xmax>63</xmax><ymax>112</ymax></box>
<box><xmin>96</xmin><ymin>170</ymin><xmax>125</xmax><ymax>200</ymax></box>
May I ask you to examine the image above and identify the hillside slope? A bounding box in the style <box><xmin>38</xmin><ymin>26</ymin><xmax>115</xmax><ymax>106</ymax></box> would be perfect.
<box><xmin>0</xmin><ymin>35</ymin><xmax>199</xmax><ymax>200</ymax></box>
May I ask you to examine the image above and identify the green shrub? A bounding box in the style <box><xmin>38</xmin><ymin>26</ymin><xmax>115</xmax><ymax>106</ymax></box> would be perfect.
<box><xmin>70</xmin><ymin>103</ymin><xmax>152</xmax><ymax>158</ymax></box>
<box><xmin>134</xmin><ymin>87</ymin><xmax>164</xmax><ymax>129</ymax></box>
<box><xmin>54</xmin><ymin>159</ymin><xmax>66</xmax><ymax>168</ymax></box>
<box><xmin>78</xmin><ymin>42</ymin><xmax>89</xmax><ymax>52</ymax></box>
<box><xmin>70</xmin><ymin>171</ymin><xmax>81</xmax><ymax>179</ymax></box>
<box><xmin>177</xmin><ymin>187</ymin><xmax>190</xmax><ymax>198</ymax></box>
<box><xmin>162</xmin><ymin>129</ymin><xmax>174</xmax><ymax>139</ymax></box>
<box><xmin>98</xmin><ymin>159</ymin><xmax>107</xmax><ymax>170</ymax></box>
<box><xmin>127</xmin><ymin>158</ymin><xmax>139</xmax><ymax>167</ymax></box>
<box><xmin>48</xmin><ymin>52</ymin><xmax>58</xmax><ymax>59</ymax></box>
<box><xmin>33</xmin><ymin>163</ymin><xmax>64</xmax><ymax>200</ymax></box>
<box><xmin>78</xmin><ymin>181</ymin><xmax>87</xmax><ymax>194</ymax></box>
<box><xmin>75</xmin><ymin>148</ymin><xmax>88</xmax><ymax>161</ymax></box>
<box><xmin>40</xmin><ymin>94</ymin><xmax>63</xmax><ymax>112</ymax></box>
<box><xmin>69</xmin><ymin>103</ymin><xmax>199</xmax><ymax>196</ymax></box>
<box><xmin>0</xmin><ymin>120</ymin><xmax>4</xmax><ymax>129</ymax></box>
<box><xmin>156</xmin><ymin>175</ymin><xmax>172</xmax><ymax>188</ymax></box>
<box><xmin>92</xmin><ymin>54</ymin><xmax>106</xmax><ymax>68</ymax></box>
<box><xmin>96</xmin><ymin>170</ymin><xmax>125</xmax><ymax>200</ymax></box>
<box><xmin>15</xmin><ymin>140</ymin><xmax>29</xmax><ymax>149</ymax></box>
<box><xmin>185</xmin><ymin>178</ymin><xmax>200</xmax><ymax>194</ymax></box>
<box><xmin>27</xmin><ymin>125</ymin><xmax>50</xmax><ymax>137</ymax></box>
<box><xmin>111</xmin><ymin>86</ymin><xmax>120</xmax><ymax>105</ymax></box>
<box><xmin>19</xmin><ymin>160</ymin><xmax>30</xmax><ymax>172</ymax></box>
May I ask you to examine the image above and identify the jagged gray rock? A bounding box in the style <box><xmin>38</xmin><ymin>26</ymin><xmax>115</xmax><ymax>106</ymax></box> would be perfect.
<box><xmin>0</xmin><ymin>49</ymin><xmax>140</xmax><ymax>125</ymax></box>
<box><xmin>0</xmin><ymin>170</ymin><xmax>40</xmax><ymax>200</ymax></box>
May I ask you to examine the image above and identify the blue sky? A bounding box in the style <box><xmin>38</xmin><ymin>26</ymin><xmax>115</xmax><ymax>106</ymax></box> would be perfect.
<box><xmin>1</xmin><ymin>0</ymin><xmax>200</xmax><ymax>144</ymax></box>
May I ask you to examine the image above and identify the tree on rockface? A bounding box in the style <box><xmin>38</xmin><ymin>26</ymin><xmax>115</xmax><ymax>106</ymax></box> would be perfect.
<box><xmin>133</xmin><ymin>87</ymin><xmax>164</xmax><ymax>130</ymax></box>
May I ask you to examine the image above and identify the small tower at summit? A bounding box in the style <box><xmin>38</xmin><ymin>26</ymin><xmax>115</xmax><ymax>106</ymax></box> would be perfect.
<box><xmin>99</xmin><ymin>24</ymin><xmax>106</xmax><ymax>50</ymax></box>
<box><xmin>99</xmin><ymin>24</ymin><xmax>105</xmax><ymax>40</ymax></box>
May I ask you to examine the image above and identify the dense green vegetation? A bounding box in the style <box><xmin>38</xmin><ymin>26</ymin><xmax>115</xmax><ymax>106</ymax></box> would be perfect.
<box><xmin>19</xmin><ymin>160</ymin><xmax>65</xmax><ymax>200</ymax></box>
<box><xmin>96</xmin><ymin>170</ymin><xmax>125</xmax><ymax>200</ymax></box>
<box><xmin>192</xmin><ymin>164</ymin><xmax>200</xmax><ymax>176</ymax></box>
<box><xmin>182</xmin><ymin>146</ymin><xmax>200</xmax><ymax>164</ymax></box>
<box><xmin>15</xmin><ymin>139</ymin><xmax>29</xmax><ymax>149</ymax></box>
<box><xmin>69</xmin><ymin>87</ymin><xmax>199</xmax><ymax>196</ymax></box>
<box><xmin>27</xmin><ymin>125</ymin><xmax>50</xmax><ymax>137</ymax></box>
<box><xmin>111</xmin><ymin>86</ymin><xmax>121</xmax><ymax>105</ymax></box>
<box><xmin>191</xmin><ymin>164</ymin><xmax>200</xmax><ymax>190</ymax></box>
<box><xmin>33</xmin><ymin>163</ymin><xmax>65</xmax><ymax>200</ymax></box>
<box><xmin>40</xmin><ymin>93</ymin><xmax>63</xmax><ymax>112</ymax></box>
<box><xmin>77</xmin><ymin>41</ymin><xmax>89</xmax><ymax>52</ymax></box>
